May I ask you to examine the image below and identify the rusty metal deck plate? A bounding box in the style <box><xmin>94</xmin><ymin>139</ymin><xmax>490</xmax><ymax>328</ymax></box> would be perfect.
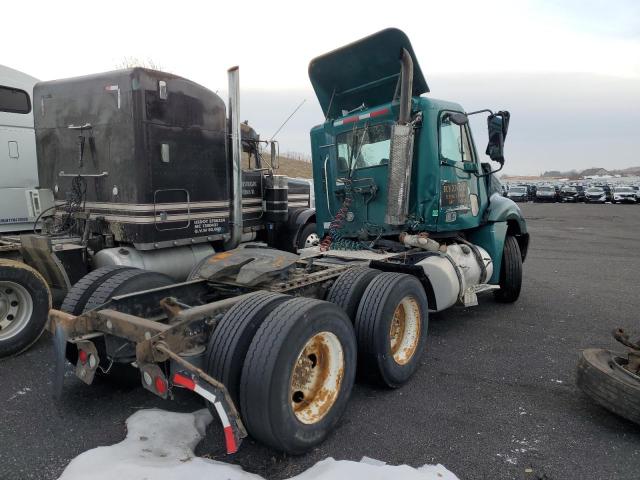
<box><xmin>300</xmin><ymin>246</ymin><xmax>402</xmax><ymax>262</ymax></box>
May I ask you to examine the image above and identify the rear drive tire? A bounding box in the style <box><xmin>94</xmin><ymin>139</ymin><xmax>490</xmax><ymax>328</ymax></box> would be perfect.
<box><xmin>240</xmin><ymin>297</ymin><xmax>357</xmax><ymax>454</ymax></box>
<box><xmin>76</xmin><ymin>268</ymin><xmax>173</xmax><ymax>382</ymax></box>
<box><xmin>494</xmin><ymin>235</ymin><xmax>523</xmax><ymax>303</ymax></box>
<box><xmin>61</xmin><ymin>265</ymin><xmax>135</xmax><ymax>315</ymax></box>
<box><xmin>0</xmin><ymin>260</ymin><xmax>51</xmax><ymax>357</ymax></box>
<box><xmin>577</xmin><ymin>348</ymin><xmax>640</xmax><ymax>425</ymax></box>
<box><xmin>326</xmin><ymin>267</ymin><xmax>380</xmax><ymax>321</ymax></box>
<box><xmin>354</xmin><ymin>272</ymin><xmax>429</xmax><ymax>388</ymax></box>
<box><xmin>205</xmin><ymin>291</ymin><xmax>291</xmax><ymax>412</ymax></box>
<box><xmin>83</xmin><ymin>268</ymin><xmax>174</xmax><ymax>311</ymax></box>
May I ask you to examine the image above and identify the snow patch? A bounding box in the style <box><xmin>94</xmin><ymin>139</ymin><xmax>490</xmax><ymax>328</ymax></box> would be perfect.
<box><xmin>58</xmin><ymin>408</ymin><xmax>459</xmax><ymax>480</ymax></box>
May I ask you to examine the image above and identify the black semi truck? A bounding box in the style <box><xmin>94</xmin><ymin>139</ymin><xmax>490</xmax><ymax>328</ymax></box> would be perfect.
<box><xmin>0</xmin><ymin>67</ymin><xmax>315</xmax><ymax>357</ymax></box>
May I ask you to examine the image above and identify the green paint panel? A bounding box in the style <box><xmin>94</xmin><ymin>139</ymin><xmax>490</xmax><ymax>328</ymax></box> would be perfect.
<box><xmin>308</xmin><ymin>29</ymin><xmax>526</xmax><ymax>263</ymax></box>
<box><xmin>466</xmin><ymin>221</ymin><xmax>508</xmax><ymax>284</ymax></box>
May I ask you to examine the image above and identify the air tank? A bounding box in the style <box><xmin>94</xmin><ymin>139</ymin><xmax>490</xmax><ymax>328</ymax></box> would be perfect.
<box><xmin>264</xmin><ymin>175</ymin><xmax>288</xmax><ymax>222</ymax></box>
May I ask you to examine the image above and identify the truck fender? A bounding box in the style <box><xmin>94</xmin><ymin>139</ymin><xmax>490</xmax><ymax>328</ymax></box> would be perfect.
<box><xmin>485</xmin><ymin>193</ymin><xmax>530</xmax><ymax>261</ymax></box>
<box><xmin>287</xmin><ymin>208</ymin><xmax>316</xmax><ymax>230</ymax></box>
<box><xmin>369</xmin><ymin>260</ymin><xmax>437</xmax><ymax>312</ymax></box>
<box><xmin>272</xmin><ymin>208</ymin><xmax>317</xmax><ymax>252</ymax></box>
<box><xmin>288</xmin><ymin>208</ymin><xmax>317</xmax><ymax>247</ymax></box>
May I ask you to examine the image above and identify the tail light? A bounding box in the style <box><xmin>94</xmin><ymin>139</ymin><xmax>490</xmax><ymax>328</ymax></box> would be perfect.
<box><xmin>74</xmin><ymin>341</ymin><xmax>100</xmax><ymax>385</ymax></box>
<box><xmin>140</xmin><ymin>364</ymin><xmax>169</xmax><ymax>399</ymax></box>
<box><xmin>154</xmin><ymin>376</ymin><xmax>168</xmax><ymax>395</ymax></box>
<box><xmin>78</xmin><ymin>349</ymin><xmax>88</xmax><ymax>365</ymax></box>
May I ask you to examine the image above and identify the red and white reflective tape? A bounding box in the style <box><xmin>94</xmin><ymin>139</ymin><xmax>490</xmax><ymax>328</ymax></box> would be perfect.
<box><xmin>333</xmin><ymin>107</ymin><xmax>389</xmax><ymax>126</ymax></box>
<box><xmin>172</xmin><ymin>373</ymin><xmax>238</xmax><ymax>454</ymax></box>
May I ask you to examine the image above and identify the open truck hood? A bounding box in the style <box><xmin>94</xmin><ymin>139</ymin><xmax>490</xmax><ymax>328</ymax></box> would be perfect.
<box><xmin>308</xmin><ymin>28</ymin><xmax>429</xmax><ymax>120</ymax></box>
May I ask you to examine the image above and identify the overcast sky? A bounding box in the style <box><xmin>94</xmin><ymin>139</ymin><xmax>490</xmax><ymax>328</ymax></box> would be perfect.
<box><xmin>5</xmin><ymin>0</ymin><xmax>639</xmax><ymax>175</ymax></box>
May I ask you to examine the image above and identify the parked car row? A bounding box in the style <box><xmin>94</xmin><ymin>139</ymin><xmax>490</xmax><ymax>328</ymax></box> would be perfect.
<box><xmin>503</xmin><ymin>183</ymin><xmax>640</xmax><ymax>204</ymax></box>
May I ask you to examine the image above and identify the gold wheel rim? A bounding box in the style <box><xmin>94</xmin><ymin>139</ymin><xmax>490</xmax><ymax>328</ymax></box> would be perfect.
<box><xmin>290</xmin><ymin>331</ymin><xmax>344</xmax><ymax>425</ymax></box>
<box><xmin>389</xmin><ymin>295</ymin><xmax>421</xmax><ymax>365</ymax></box>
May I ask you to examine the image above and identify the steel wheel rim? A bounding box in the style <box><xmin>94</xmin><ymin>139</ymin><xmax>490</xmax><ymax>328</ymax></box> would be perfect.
<box><xmin>389</xmin><ymin>295</ymin><xmax>421</xmax><ymax>365</ymax></box>
<box><xmin>290</xmin><ymin>331</ymin><xmax>344</xmax><ymax>425</ymax></box>
<box><xmin>0</xmin><ymin>281</ymin><xmax>34</xmax><ymax>341</ymax></box>
<box><xmin>304</xmin><ymin>233</ymin><xmax>320</xmax><ymax>248</ymax></box>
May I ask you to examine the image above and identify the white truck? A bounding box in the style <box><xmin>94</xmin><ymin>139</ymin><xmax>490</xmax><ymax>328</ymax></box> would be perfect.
<box><xmin>0</xmin><ymin>65</ymin><xmax>53</xmax><ymax>233</ymax></box>
<box><xmin>1</xmin><ymin>65</ymin><xmax>54</xmax><ymax>356</ymax></box>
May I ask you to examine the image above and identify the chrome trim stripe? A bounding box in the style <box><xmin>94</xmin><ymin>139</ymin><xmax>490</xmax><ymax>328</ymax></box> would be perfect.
<box><xmin>53</xmin><ymin>199</ymin><xmax>263</xmax><ymax>211</ymax></box>
<box><xmin>54</xmin><ymin>206</ymin><xmax>264</xmax><ymax>225</ymax></box>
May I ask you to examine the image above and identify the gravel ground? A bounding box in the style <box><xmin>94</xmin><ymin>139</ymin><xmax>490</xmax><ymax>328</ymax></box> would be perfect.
<box><xmin>1</xmin><ymin>202</ymin><xmax>639</xmax><ymax>480</ymax></box>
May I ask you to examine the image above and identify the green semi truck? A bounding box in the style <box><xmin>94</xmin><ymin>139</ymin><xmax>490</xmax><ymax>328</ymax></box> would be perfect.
<box><xmin>47</xmin><ymin>28</ymin><xmax>528</xmax><ymax>455</ymax></box>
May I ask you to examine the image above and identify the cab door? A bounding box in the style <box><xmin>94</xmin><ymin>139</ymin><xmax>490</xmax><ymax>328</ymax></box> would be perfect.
<box><xmin>437</xmin><ymin>111</ymin><xmax>482</xmax><ymax>231</ymax></box>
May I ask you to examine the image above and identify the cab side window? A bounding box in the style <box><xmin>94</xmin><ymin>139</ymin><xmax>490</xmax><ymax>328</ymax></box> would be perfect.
<box><xmin>0</xmin><ymin>86</ymin><xmax>31</xmax><ymax>114</ymax></box>
<box><xmin>440</xmin><ymin>113</ymin><xmax>474</xmax><ymax>163</ymax></box>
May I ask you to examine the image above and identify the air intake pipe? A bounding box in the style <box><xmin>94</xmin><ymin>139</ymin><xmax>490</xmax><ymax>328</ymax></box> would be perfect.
<box><xmin>385</xmin><ymin>48</ymin><xmax>416</xmax><ymax>226</ymax></box>
<box><xmin>224</xmin><ymin>66</ymin><xmax>243</xmax><ymax>250</ymax></box>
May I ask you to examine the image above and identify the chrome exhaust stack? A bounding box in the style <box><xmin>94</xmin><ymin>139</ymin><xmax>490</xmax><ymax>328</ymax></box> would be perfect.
<box><xmin>398</xmin><ymin>48</ymin><xmax>414</xmax><ymax>125</ymax></box>
<box><xmin>385</xmin><ymin>48</ymin><xmax>415</xmax><ymax>226</ymax></box>
<box><xmin>224</xmin><ymin>66</ymin><xmax>243</xmax><ymax>250</ymax></box>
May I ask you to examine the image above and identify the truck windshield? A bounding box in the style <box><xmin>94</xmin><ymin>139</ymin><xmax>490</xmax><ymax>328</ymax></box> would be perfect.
<box><xmin>336</xmin><ymin>124</ymin><xmax>391</xmax><ymax>172</ymax></box>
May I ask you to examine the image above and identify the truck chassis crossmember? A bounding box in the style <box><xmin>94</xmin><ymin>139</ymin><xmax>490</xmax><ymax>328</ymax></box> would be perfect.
<box><xmin>48</xmin><ymin>257</ymin><xmax>357</xmax><ymax>453</ymax></box>
<box><xmin>49</xmin><ymin>290</ymin><xmax>256</xmax><ymax>453</ymax></box>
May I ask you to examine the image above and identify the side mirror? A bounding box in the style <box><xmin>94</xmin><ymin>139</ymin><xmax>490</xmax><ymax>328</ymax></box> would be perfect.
<box><xmin>444</xmin><ymin>112</ymin><xmax>468</xmax><ymax>126</ymax></box>
<box><xmin>270</xmin><ymin>141</ymin><xmax>279</xmax><ymax>170</ymax></box>
<box><xmin>486</xmin><ymin>111</ymin><xmax>510</xmax><ymax>164</ymax></box>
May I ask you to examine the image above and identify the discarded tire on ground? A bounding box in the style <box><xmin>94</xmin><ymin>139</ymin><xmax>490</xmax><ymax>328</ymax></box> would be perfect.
<box><xmin>0</xmin><ymin>259</ymin><xmax>51</xmax><ymax>357</ymax></box>
<box><xmin>326</xmin><ymin>267</ymin><xmax>380</xmax><ymax>321</ymax></box>
<box><xmin>494</xmin><ymin>235</ymin><xmax>522</xmax><ymax>303</ymax></box>
<box><xmin>577</xmin><ymin>348</ymin><xmax>640</xmax><ymax>425</ymax></box>
<box><xmin>355</xmin><ymin>272</ymin><xmax>429</xmax><ymax>388</ymax></box>
<box><xmin>205</xmin><ymin>291</ymin><xmax>291</xmax><ymax>411</ymax></box>
<box><xmin>60</xmin><ymin>265</ymin><xmax>135</xmax><ymax>315</ymax></box>
<box><xmin>240</xmin><ymin>297</ymin><xmax>357</xmax><ymax>454</ymax></box>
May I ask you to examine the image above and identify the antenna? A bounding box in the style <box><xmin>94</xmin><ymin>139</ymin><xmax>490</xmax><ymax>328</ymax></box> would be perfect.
<box><xmin>269</xmin><ymin>99</ymin><xmax>306</xmax><ymax>141</ymax></box>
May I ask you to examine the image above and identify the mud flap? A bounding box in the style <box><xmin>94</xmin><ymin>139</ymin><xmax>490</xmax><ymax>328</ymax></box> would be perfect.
<box><xmin>172</xmin><ymin>371</ymin><xmax>245</xmax><ymax>454</ymax></box>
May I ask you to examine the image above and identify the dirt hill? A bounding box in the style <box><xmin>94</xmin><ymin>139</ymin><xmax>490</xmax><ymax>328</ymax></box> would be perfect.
<box><xmin>275</xmin><ymin>155</ymin><xmax>312</xmax><ymax>178</ymax></box>
<box><xmin>242</xmin><ymin>152</ymin><xmax>312</xmax><ymax>178</ymax></box>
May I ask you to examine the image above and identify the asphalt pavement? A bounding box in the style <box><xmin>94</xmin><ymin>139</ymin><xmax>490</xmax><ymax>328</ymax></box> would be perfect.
<box><xmin>1</xmin><ymin>203</ymin><xmax>640</xmax><ymax>480</ymax></box>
